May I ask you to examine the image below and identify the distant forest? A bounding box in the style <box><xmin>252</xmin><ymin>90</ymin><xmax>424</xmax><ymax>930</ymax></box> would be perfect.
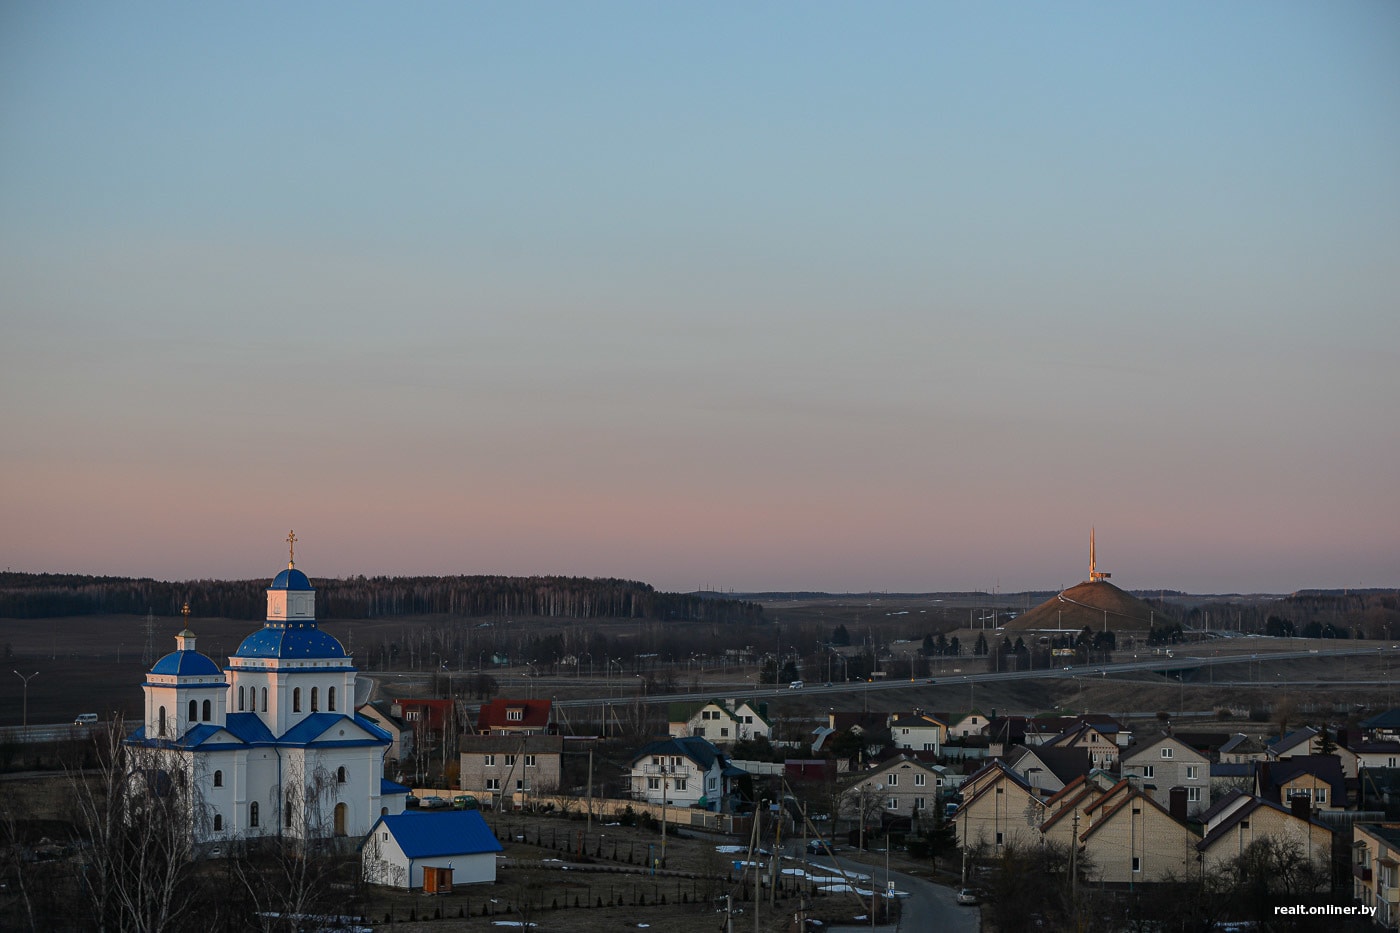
<box><xmin>0</xmin><ymin>572</ymin><xmax>765</xmax><ymax>625</ymax></box>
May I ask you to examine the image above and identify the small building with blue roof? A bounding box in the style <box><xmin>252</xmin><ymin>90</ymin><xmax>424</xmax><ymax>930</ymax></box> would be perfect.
<box><xmin>362</xmin><ymin>809</ymin><xmax>503</xmax><ymax>889</ymax></box>
<box><xmin>125</xmin><ymin>535</ymin><xmax>407</xmax><ymax>851</ymax></box>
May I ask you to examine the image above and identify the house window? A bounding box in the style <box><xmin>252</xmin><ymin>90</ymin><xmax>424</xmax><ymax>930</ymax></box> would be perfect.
<box><xmin>238</xmin><ymin>686</ymin><xmax>245</xmax><ymax>711</ymax></box>
<box><xmin>484</xmin><ymin>755</ymin><xmax>495</xmax><ymax>767</ymax></box>
<box><xmin>337</xmin><ymin>766</ymin><xmax>347</xmax><ymax>784</ymax></box>
<box><xmin>405</xmin><ymin>710</ymin><xmax>420</xmax><ymax>722</ymax></box>
<box><xmin>995</xmin><ymin>832</ymin><xmax>1003</xmax><ymax>845</ymax></box>
<box><xmin>213</xmin><ymin>770</ymin><xmax>223</xmax><ymax>787</ymax></box>
<box><xmin>924</xmin><ymin>743</ymin><xmax>936</xmax><ymax>751</ymax></box>
<box><xmin>744</xmin><ymin>716</ymin><xmax>753</xmax><ymax>724</ymax></box>
<box><xmin>675</xmin><ymin>779</ymin><xmax>687</xmax><ymax>791</ymax></box>
<box><xmin>505</xmin><ymin>754</ymin><xmax>517</xmax><ymax>766</ymax></box>
<box><xmin>202</xmin><ymin>699</ymin><xmax>211</xmax><ymax>721</ymax></box>
<box><xmin>887</xmin><ymin>797</ymin><xmax>898</xmax><ymax>809</ymax></box>
<box><xmin>648</xmin><ymin>777</ymin><xmax>661</xmax><ymax>790</ymax></box>
<box><xmin>721</xmin><ymin>727</ymin><xmax>729</xmax><ymax>737</ymax></box>
<box><xmin>293</xmin><ymin>688</ymin><xmax>301</xmax><ymax>713</ymax></box>
<box><xmin>516</xmin><ymin>780</ymin><xmax>526</xmax><ymax>791</ymax></box>
<box><xmin>1314</xmin><ymin>787</ymin><xmax>1327</xmax><ymax>804</ymax></box>
<box><xmin>213</xmin><ymin>814</ymin><xmax>222</xmax><ymax>832</ymax></box>
<box><xmin>249</xmin><ymin>801</ymin><xmax>259</xmax><ymax>827</ymax></box>
<box><xmin>1185</xmin><ymin>787</ymin><xmax>1201</xmax><ymax>802</ymax></box>
<box><xmin>915</xmin><ymin>774</ymin><xmax>926</xmax><ymax>787</ymax></box>
<box><xmin>1132</xmin><ymin>857</ymin><xmax>1141</xmax><ymax>873</ymax></box>
<box><xmin>915</xmin><ymin>797</ymin><xmax>926</xmax><ymax>810</ymax></box>
<box><xmin>1161</xmin><ymin>747</ymin><xmax>1173</xmax><ymax>759</ymax></box>
<box><xmin>328</xmin><ymin>686</ymin><xmax>336</xmax><ymax>711</ymax></box>
<box><xmin>311</xmin><ymin>687</ymin><xmax>319</xmax><ymax>712</ymax></box>
<box><xmin>695</xmin><ymin>727</ymin><xmax>706</xmax><ymax>737</ymax></box>
<box><xmin>1186</xmin><ymin>765</ymin><xmax>1198</xmax><ymax>780</ymax></box>
<box><xmin>888</xmin><ymin>775</ymin><xmax>899</xmax><ymax>787</ymax></box>
<box><xmin>672</xmin><ymin>757</ymin><xmax>682</xmax><ymax>768</ymax></box>
<box><xmin>507</xmin><ymin>708</ymin><xmax>524</xmax><ymax>721</ymax></box>
<box><xmin>524</xmin><ymin>755</ymin><xmax>537</xmax><ymax>767</ymax></box>
<box><xmin>486</xmin><ymin>779</ymin><xmax>500</xmax><ymax>791</ymax></box>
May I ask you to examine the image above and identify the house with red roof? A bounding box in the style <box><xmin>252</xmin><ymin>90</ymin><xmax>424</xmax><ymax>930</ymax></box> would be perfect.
<box><xmin>475</xmin><ymin>698</ymin><xmax>553</xmax><ymax>735</ymax></box>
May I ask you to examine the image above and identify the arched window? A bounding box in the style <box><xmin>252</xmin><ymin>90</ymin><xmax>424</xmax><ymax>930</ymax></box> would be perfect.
<box><xmin>381</xmin><ymin>806</ymin><xmax>388</xmax><ymax>816</ymax></box>
<box><xmin>261</xmin><ymin>687</ymin><xmax>267</xmax><ymax>712</ymax></box>
<box><xmin>213</xmin><ymin>770</ymin><xmax>223</xmax><ymax>787</ymax></box>
<box><xmin>202</xmin><ymin>699</ymin><xmax>211</xmax><ymax>721</ymax></box>
<box><xmin>328</xmin><ymin>686</ymin><xmax>337</xmax><ymax>711</ymax></box>
<box><xmin>238</xmin><ymin>686</ymin><xmax>245</xmax><ymax>711</ymax></box>
<box><xmin>249</xmin><ymin>801</ymin><xmax>259</xmax><ymax>827</ymax></box>
<box><xmin>333</xmin><ymin>802</ymin><xmax>347</xmax><ymax>837</ymax></box>
<box><xmin>157</xmin><ymin>706</ymin><xmax>167</xmax><ymax>736</ymax></box>
<box><xmin>311</xmin><ymin>687</ymin><xmax>319</xmax><ymax>712</ymax></box>
<box><xmin>285</xmin><ymin>791</ymin><xmax>295</xmax><ymax>828</ymax></box>
<box><xmin>337</xmin><ymin>766</ymin><xmax>347</xmax><ymax>784</ymax></box>
<box><xmin>188</xmin><ymin>699</ymin><xmax>197</xmax><ymax>723</ymax></box>
<box><xmin>213</xmin><ymin>814</ymin><xmax>223</xmax><ymax>832</ymax></box>
<box><xmin>293</xmin><ymin>688</ymin><xmax>301</xmax><ymax>713</ymax></box>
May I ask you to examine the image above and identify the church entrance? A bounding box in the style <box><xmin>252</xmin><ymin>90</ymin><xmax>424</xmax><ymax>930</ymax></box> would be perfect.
<box><xmin>334</xmin><ymin>802</ymin><xmax>347</xmax><ymax>836</ymax></box>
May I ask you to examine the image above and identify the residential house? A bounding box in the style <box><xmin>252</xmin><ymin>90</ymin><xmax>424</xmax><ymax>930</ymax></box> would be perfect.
<box><xmin>1353</xmin><ymin>823</ymin><xmax>1400</xmax><ymax>928</ymax></box>
<box><xmin>1267</xmin><ymin>726</ymin><xmax>1322</xmax><ymax>760</ymax></box>
<box><xmin>362</xmin><ymin>810</ymin><xmax>503</xmax><ymax>889</ymax></box>
<box><xmin>1120</xmin><ymin>734</ymin><xmax>1212</xmax><ymax>816</ymax></box>
<box><xmin>1040</xmin><ymin>721</ymin><xmax>1120</xmax><ymax>771</ymax></box>
<box><xmin>952</xmin><ymin>760</ymin><xmax>1047</xmax><ymax>854</ymax></box>
<box><xmin>1077</xmin><ymin>782</ymin><xmax>1199</xmax><ymax>884</ymax></box>
<box><xmin>888</xmin><ymin>710</ymin><xmax>946</xmax><ymax>754</ymax></box>
<box><xmin>1197</xmin><ymin>796</ymin><xmax>1332</xmax><ymax>878</ymax></box>
<box><xmin>1038</xmin><ymin>772</ymin><xmax>1120</xmax><ymax>850</ymax></box>
<box><xmin>1349</xmin><ymin>741</ymin><xmax>1400</xmax><ymax>773</ymax></box>
<box><xmin>838</xmin><ymin>755</ymin><xmax>946</xmax><ymax>824</ymax></box>
<box><xmin>1219</xmin><ymin>733</ymin><xmax>1268</xmax><ymax>764</ymax></box>
<box><xmin>1257</xmin><ymin>756</ymin><xmax>1348</xmax><ymax>811</ymax></box>
<box><xmin>475</xmin><ymin>698</ymin><xmax>553</xmax><ymax>735</ymax></box>
<box><xmin>669</xmin><ymin>698</ymin><xmax>771</xmax><ymax>745</ymax></box>
<box><xmin>1361</xmin><ymin>709</ymin><xmax>1400</xmax><ymax>744</ymax></box>
<box><xmin>459</xmin><ymin>734</ymin><xmax>564</xmax><ymax>806</ymax></box>
<box><xmin>945</xmin><ymin>710</ymin><xmax>990</xmax><ymax>739</ymax></box>
<box><xmin>1004</xmin><ymin>745</ymin><xmax>1095</xmax><ymax>794</ymax></box>
<box><xmin>628</xmin><ymin>736</ymin><xmax>743</xmax><ymax>810</ymax></box>
<box><xmin>358</xmin><ymin>700</ymin><xmax>413</xmax><ymax>763</ymax></box>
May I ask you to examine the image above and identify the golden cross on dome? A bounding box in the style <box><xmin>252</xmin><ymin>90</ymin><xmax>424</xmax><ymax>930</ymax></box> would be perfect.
<box><xmin>182</xmin><ymin>601</ymin><xmax>190</xmax><ymax>621</ymax></box>
<box><xmin>287</xmin><ymin>529</ymin><xmax>298</xmax><ymax>568</ymax></box>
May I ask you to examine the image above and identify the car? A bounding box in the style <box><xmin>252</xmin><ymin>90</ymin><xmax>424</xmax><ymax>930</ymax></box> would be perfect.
<box><xmin>788</xmin><ymin>680</ymin><xmax>804</xmax><ymax>689</ymax></box>
<box><xmin>73</xmin><ymin>713</ymin><xmax>99</xmax><ymax>726</ymax></box>
<box><xmin>417</xmin><ymin>795</ymin><xmax>449</xmax><ymax>810</ymax></box>
<box><xmin>806</xmin><ymin>839</ymin><xmax>830</xmax><ymax>854</ymax></box>
<box><xmin>956</xmin><ymin>888</ymin><xmax>980</xmax><ymax>906</ymax></box>
<box><xmin>452</xmin><ymin>795</ymin><xmax>480</xmax><ymax>810</ymax></box>
<box><xmin>925</xmin><ymin>678</ymin><xmax>936</xmax><ymax>684</ymax></box>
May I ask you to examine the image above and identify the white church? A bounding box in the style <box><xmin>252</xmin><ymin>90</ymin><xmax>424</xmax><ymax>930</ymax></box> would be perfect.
<box><xmin>127</xmin><ymin>539</ymin><xmax>408</xmax><ymax>849</ymax></box>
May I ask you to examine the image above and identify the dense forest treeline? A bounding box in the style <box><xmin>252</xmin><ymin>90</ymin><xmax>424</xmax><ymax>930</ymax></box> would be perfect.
<box><xmin>0</xmin><ymin>572</ymin><xmax>764</xmax><ymax>625</ymax></box>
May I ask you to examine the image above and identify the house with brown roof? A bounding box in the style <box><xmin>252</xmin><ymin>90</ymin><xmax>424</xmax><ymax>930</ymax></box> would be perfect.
<box><xmin>474</xmin><ymin>699</ymin><xmax>553</xmax><ymax>735</ymax></box>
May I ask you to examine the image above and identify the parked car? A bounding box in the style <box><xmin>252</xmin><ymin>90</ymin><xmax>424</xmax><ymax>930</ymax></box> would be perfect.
<box><xmin>956</xmin><ymin>888</ymin><xmax>980</xmax><ymax>906</ymax></box>
<box><xmin>452</xmin><ymin>795</ymin><xmax>480</xmax><ymax>810</ymax></box>
<box><xmin>417</xmin><ymin>795</ymin><xmax>449</xmax><ymax>810</ymax></box>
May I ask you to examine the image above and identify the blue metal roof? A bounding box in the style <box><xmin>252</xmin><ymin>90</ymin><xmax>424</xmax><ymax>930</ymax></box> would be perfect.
<box><xmin>374</xmin><ymin>810</ymin><xmax>502</xmax><ymax>859</ymax></box>
<box><xmin>150</xmin><ymin>650</ymin><xmax>224</xmax><ymax>677</ymax></box>
<box><xmin>270</xmin><ymin>567</ymin><xmax>314</xmax><ymax>591</ymax></box>
<box><xmin>381</xmin><ymin>778</ymin><xmax>411</xmax><ymax>796</ymax></box>
<box><xmin>223</xmin><ymin>713</ymin><xmax>277</xmax><ymax>744</ymax></box>
<box><xmin>234</xmin><ymin>625</ymin><xmax>347</xmax><ymax>659</ymax></box>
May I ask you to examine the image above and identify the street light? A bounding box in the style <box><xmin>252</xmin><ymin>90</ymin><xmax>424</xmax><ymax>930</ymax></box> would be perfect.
<box><xmin>13</xmin><ymin>670</ymin><xmax>38</xmax><ymax>740</ymax></box>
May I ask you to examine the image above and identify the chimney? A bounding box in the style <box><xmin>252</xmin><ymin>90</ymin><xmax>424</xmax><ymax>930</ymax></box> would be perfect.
<box><xmin>1290</xmin><ymin>794</ymin><xmax>1311</xmax><ymax>822</ymax></box>
<box><xmin>1169</xmin><ymin>786</ymin><xmax>1188</xmax><ymax>823</ymax></box>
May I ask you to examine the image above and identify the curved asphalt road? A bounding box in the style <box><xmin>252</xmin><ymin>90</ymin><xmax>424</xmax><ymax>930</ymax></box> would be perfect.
<box><xmin>806</xmin><ymin>856</ymin><xmax>978</xmax><ymax>933</ymax></box>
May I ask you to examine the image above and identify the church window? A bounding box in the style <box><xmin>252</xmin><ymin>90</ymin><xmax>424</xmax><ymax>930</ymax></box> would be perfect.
<box><xmin>311</xmin><ymin>687</ymin><xmax>319</xmax><ymax>712</ymax></box>
<box><xmin>328</xmin><ymin>686</ymin><xmax>337</xmax><ymax>711</ymax></box>
<box><xmin>158</xmin><ymin>706</ymin><xmax>167</xmax><ymax>736</ymax></box>
<box><xmin>213</xmin><ymin>814</ymin><xmax>222</xmax><ymax>832</ymax></box>
<box><xmin>202</xmin><ymin>699</ymin><xmax>211</xmax><ymax>721</ymax></box>
<box><xmin>293</xmin><ymin>688</ymin><xmax>302</xmax><ymax>713</ymax></box>
<box><xmin>261</xmin><ymin>687</ymin><xmax>267</xmax><ymax>712</ymax></box>
<box><xmin>188</xmin><ymin>700</ymin><xmax>197</xmax><ymax>723</ymax></box>
<box><xmin>337</xmin><ymin>766</ymin><xmax>347</xmax><ymax>784</ymax></box>
<box><xmin>213</xmin><ymin>770</ymin><xmax>223</xmax><ymax>787</ymax></box>
<box><xmin>238</xmin><ymin>686</ymin><xmax>245</xmax><ymax>711</ymax></box>
<box><xmin>249</xmin><ymin>801</ymin><xmax>259</xmax><ymax>827</ymax></box>
<box><xmin>286</xmin><ymin>791</ymin><xmax>295</xmax><ymax>827</ymax></box>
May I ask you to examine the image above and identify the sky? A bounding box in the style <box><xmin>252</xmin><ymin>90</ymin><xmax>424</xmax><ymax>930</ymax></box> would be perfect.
<box><xmin>2</xmin><ymin>3</ymin><xmax>1398</xmax><ymax>595</ymax></box>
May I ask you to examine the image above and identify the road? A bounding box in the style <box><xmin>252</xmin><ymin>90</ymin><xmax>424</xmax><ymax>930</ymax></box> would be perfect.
<box><xmin>805</xmin><ymin>855</ymin><xmax>977</xmax><ymax>933</ymax></box>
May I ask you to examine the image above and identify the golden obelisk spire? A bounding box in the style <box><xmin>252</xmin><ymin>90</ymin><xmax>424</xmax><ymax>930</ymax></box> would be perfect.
<box><xmin>1089</xmin><ymin>528</ymin><xmax>1111</xmax><ymax>582</ymax></box>
<box><xmin>287</xmin><ymin>529</ymin><xmax>298</xmax><ymax>569</ymax></box>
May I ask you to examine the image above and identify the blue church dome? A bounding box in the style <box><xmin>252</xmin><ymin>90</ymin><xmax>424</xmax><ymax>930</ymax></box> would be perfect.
<box><xmin>270</xmin><ymin>567</ymin><xmax>314</xmax><ymax>591</ymax></box>
<box><xmin>151</xmin><ymin>650</ymin><xmax>224</xmax><ymax>677</ymax></box>
<box><xmin>234</xmin><ymin>627</ymin><xmax>348</xmax><ymax>659</ymax></box>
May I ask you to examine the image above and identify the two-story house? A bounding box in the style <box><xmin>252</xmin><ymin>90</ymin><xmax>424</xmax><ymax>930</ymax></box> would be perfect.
<box><xmin>669</xmin><ymin>698</ymin><xmax>771</xmax><ymax>745</ymax></box>
<box><xmin>1077</xmin><ymin>781</ymin><xmax>1199</xmax><ymax>884</ymax></box>
<box><xmin>1257</xmin><ymin>756</ymin><xmax>1348</xmax><ymax>811</ymax></box>
<box><xmin>357</xmin><ymin>699</ymin><xmax>413</xmax><ymax>763</ymax></box>
<box><xmin>952</xmin><ymin>760</ymin><xmax>1047</xmax><ymax>855</ymax></box>
<box><xmin>1005</xmin><ymin>745</ymin><xmax>1095</xmax><ymax>794</ymax></box>
<box><xmin>628</xmin><ymin>736</ymin><xmax>743</xmax><ymax>811</ymax></box>
<box><xmin>1040</xmin><ymin>721</ymin><xmax>1120</xmax><ymax>771</ymax></box>
<box><xmin>838</xmin><ymin>755</ymin><xmax>946</xmax><ymax>824</ymax></box>
<box><xmin>1120</xmin><ymin>734</ymin><xmax>1212</xmax><ymax>816</ymax></box>
<box><xmin>1197</xmin><ymin>795</ymin><xmax>1332</xmax><ymax>879</ymax></box>
<box><xmin>889</xmin><ymin>711</ymin><xmax>946</xmax><ymax>754</ymax></box>
<box><xmin>1353</xmin><ymin>823</ymin><xmax>1400</xmax><ymax>928</ymax></box>
<box><xmin>459</xmin><ymin>734</ymin><xmax>563</xmax><ymax>805</ymax></box>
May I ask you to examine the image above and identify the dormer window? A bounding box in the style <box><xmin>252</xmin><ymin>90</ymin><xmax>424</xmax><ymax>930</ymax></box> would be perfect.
<box><xmin>507</xmin><ymin>708</ymin><xmax>524</xmax><ymax>722</ymax></box>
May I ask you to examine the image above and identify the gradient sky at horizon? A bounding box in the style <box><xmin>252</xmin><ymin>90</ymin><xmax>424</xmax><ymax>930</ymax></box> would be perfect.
<box><xmin>2</xmin><ymin>2</ymin><xmax>1397</xmax><ymax>594</ymax></box>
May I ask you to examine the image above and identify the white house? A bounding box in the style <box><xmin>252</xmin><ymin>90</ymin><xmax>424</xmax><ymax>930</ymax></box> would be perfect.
<box><xmin>362</xmin><ymin>810</ymin><xmax>503</xmax><ymax>889</ymax></box>
<box><xmin>888</xmin><ymin>711</ymin><xmax>945</xmax><ymax>754</ymax></box>
<box><xmin>669</xmin><ymin>699</ymin><xmax>772</xmax><ymax>745</ymax></box>
<box><xmin>125</xmin><ymin>543</ymin><xmax>406</xmax><ymax>850</ymax></box>
<box><xmin>628</xmin><ymin>736</ymin><xmax>743</xmax><ymax>810</ymax></box>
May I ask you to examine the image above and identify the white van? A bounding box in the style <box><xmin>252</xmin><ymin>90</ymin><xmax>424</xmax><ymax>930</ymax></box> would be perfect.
<box><xmin>73</xmin><ymin>713</ymin><xmax>98</xmax><ymax>726</ymax></box>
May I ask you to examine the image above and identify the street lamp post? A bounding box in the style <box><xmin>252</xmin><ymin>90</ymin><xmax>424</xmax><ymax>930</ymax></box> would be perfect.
<box><xmin>13</xmin><ymin>670</ymin><xmax>39</xmax><ymax>740</ymax></box>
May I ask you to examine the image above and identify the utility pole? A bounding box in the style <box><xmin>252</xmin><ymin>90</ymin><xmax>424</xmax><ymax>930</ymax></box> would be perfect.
<box><xmin>13</xmin><ymin>670</ymin><xmax>38</xmax><ymax>740</ymax></box>
<box><xmin>586</xmin><ymin>746</ymin><xmax>594</xmax><ymax>836</ymax></box>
